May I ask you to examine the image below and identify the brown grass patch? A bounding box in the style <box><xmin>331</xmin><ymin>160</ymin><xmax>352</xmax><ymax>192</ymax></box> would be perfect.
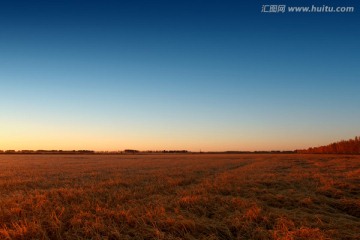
<box><xmin>0</xmin><ymin>154</ymin><xmax>359</xmax><ymax>239</ymax></box>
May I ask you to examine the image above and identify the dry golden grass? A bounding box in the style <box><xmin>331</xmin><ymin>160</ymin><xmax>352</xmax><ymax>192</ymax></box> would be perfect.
<box><xmin>0</xmin><ymin>154</ymin><xmax>359</xmax><ymax>239</ymax></box>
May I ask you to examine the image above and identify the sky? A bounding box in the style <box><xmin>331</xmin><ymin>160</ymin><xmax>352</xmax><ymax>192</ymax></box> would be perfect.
<box><xmin>0</xmin><ymin>0</ymin><xmax>359</xmax><ymax>151</ymax></box>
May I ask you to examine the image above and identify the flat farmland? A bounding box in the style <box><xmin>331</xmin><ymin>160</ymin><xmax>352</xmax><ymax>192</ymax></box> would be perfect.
<box><xmin>0</xmin><ymin>154</ymin><xmax>359</xmax><ymax>239</ymax></box>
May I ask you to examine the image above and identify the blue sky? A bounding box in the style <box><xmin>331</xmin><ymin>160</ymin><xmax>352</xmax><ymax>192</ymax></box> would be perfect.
<box><xmin>1</xmin><ymin>0</ymin><xmax>359</xmax><ymax>151</ymax></box>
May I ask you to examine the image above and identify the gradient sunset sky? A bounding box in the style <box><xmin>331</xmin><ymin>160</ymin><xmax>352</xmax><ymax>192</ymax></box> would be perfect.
<box><xmin>1</xmin><ymin>0</ymin><xmax>359</xmax><ymax>151</ymax></box>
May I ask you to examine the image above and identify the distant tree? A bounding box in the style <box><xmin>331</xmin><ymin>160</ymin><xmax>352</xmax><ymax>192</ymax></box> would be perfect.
<box><xmin>5</xmin><ymin>150</ymin><xmax>16</xmax><ymax>154</ymax></box>
<box><xmin>124</xmin><ymin>149</ymin><xmax>139</xmax><ymax>154</ymax></box>
<box><xmin>297</xmin><ymin>136</ymin><xmax>360</xmax><ymax>154</ymax></box>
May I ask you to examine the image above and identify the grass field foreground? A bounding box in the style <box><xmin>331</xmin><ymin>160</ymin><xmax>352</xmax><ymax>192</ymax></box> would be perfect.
<box><xmin>0</xmin><ymin>154</ymin><xmax>359</xmax><ymax>239</ymax></box>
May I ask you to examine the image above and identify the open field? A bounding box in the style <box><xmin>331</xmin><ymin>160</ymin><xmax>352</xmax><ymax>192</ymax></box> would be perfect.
<box><xmin>0</xmin><ymin>154</ymin><xmax>359</xmax><ymax>240</ymax></box>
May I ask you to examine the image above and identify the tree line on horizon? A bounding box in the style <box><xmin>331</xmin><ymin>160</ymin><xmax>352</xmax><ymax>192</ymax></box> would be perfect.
<box><xmin>1</xmin><ymin>137</ymin><xmax>360</xmax><ymax>154</ymax></box>
<box><xmin>0</xmin><ymin>149</ymin><xmax>190</xmax><ymax>154</ymax></box>
<box><xmin>296</xmin><ymin>136</ymin><xmax>360</xmax><ymax>154</ymax></box>
<box><xmin>0</xmin><ymin>150</ymin><xmax>95</xmax><ymax>154</ymax></box>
